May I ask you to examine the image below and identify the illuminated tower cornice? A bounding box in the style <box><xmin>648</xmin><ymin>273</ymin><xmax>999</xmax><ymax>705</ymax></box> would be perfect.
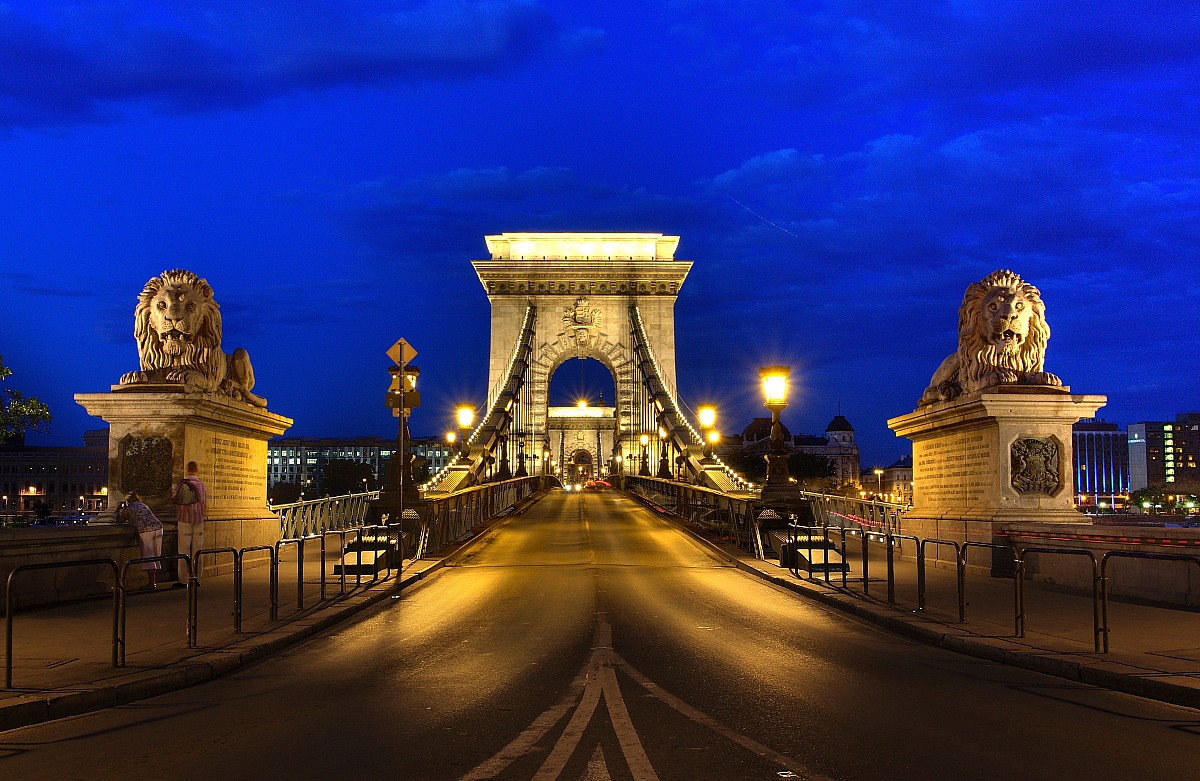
<box><xmin>473</xmin><ymin>232</ymin><xmax>691</xmax><ymax>297</ymax></box>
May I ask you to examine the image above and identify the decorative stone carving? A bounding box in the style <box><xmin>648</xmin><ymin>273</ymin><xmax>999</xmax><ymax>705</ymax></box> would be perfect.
<box><xmin>562</xmin><ymin>297</ymin><xmax>603</xmax><ymax>351</ymax></box>
<box><xmin>919</xmin><ymin>270</ymin><xmax>1063</xmax><ymax>407</ymax></box>
<box><xmin>1010</xmin><ymin>437</ymin><xmax>1061</xmax><ymax>495</ymax></box>
<box><xmin>118</xmin><ymin>269</ymin><xmax>267</xmax><ymax>407</ymax></box>
<box><xmin>119</xmin><ymin>434</ymin><xmax>174</xmax><ymax>496</ymax></box>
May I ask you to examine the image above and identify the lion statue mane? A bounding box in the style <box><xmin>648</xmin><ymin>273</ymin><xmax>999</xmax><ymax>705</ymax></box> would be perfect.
<box><xmin>118</xmin><ymin>269</ymin><xmax>267</xmax><ymax>407</ymax></box>
<box><xmin>918</xmin><ymin>269</ymin><xmax>1062</xmax><ymax>407</ymax></box>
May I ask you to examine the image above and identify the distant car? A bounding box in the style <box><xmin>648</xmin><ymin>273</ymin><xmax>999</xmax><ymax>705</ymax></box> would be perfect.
<box><xmin>53</xmin><ymin>513</ymin><xmax>95</xmax><ymax>525</ymax></box>
<box><xmin>583</xmin><ymin>480</ymin><xmax>611</xmax><ymax>491</ymax></box>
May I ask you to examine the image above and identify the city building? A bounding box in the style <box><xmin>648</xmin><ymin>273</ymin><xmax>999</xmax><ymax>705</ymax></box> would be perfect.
<box><xmin>723</xmin><ymin>414</ymin><xmax>861</xmax><ymax>489</ymax></box>
<box><xmin>0</xmin><ymin>429</ymin><xmax>109</xmax><ymax>517</ymax></box>
<box><xmin>267</xmin><ymin>435</ymin><xmax>455</xmax><ymax>496</ymax></box>
<box><xmin>1073</xmin><ymin>418</ymin><xmax>1129</xmax><ymax>508</ymax></box>
<box><xmin>1129</xmin><ymin>413</ymin><xmax>1200</xmax><ymax>493</ymax></box>
<box><xmin>862</xmin><ymin>455</ymin><xmax>914</xmax><ymax>504</ymax></box>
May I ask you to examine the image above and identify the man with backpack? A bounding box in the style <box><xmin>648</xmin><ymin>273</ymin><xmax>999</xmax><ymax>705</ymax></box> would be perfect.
<box><xmin>173</xmin><ymin>461</ymin><xmax>208</xmax><ymax>588</ymax></box>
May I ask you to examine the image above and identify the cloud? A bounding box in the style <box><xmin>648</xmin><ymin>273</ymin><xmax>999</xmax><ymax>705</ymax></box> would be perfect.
<box><xmin>662</xmin><ymin>1</ymin><xmax>1200</xmax><ymax>133</ymax></box>
<box><xmin>0</xmin><ymin>1</ymin><xmax>561</xmax><ymax>127</ymax></box>
<box><xmin>343</xmin><ymin>166</ymin><xmax>720</xmax><ymax>271</ymax></box>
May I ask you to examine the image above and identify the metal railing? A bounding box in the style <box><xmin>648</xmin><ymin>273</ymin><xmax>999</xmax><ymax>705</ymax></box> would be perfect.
<box><xmin>800</xmin><ymin>491</ymin><xmax>908</xmax><ymax>535</ymax></box>
<box><xmin>625</xmin><ymin>476</ymin><xmax>756</xmax><ymax>549</ymax></box>
<box><xmin>273</xmin><ymin>491</ymin><xmax>379</xmax><ymax>538</ymax></box>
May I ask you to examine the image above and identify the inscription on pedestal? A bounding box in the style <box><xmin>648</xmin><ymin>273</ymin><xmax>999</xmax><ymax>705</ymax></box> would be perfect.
<box><xmin>120</xmin><ymin>435</ymin><xmax>173</xmax><ymax>495</ymax></box>
<box><xmin>915</xmin><ymin>431</ymin><xmax>994</xmax><ymax>507</ymax></box>
<box><xmin>209</xmin><ymin>435</ymin><xmax>265</xmax><ymax>505</ymax></box>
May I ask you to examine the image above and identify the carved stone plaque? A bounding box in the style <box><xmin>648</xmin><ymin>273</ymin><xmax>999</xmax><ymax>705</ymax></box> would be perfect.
<box><xmin>1010</xmin><ymin>437</ymin><xmax>1060</xmax><ymax>495</ymax></box>
<box><xmin>120</xmin><ymin>435</ymin><xmax>174</xmax><ymax>495</ymax></box>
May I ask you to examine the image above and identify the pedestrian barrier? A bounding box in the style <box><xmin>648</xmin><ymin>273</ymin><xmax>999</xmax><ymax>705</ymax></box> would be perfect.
<box><xmin>1099</xmin><ymin>550</ymin><xmax>1200</xmax><ymax>652</ymax></box>
<box><xmin>118</xmin><ymin>553</ymin><xmax>194</xmax><ymax>661</ymax></box>
<box><xmin>6</xmin><ymin>559</ymin><xmax>119</xmax><ymax>688</ymax></box>
<box><xmin>193</xmin><ymin>548</ymin><xmax>240</xmax><ymax>642</ymax></box>
<box><xmin>1018</xmin><ymin>547</ymin><xmax>1102</xmax><ymax>652</ymax></box>
<box><xmin>959</xmin><ymin>542</ymin><xmax>1021</xmax><ymax>635</ymax></box>
<box><xmin>239</xmin><ymin>545</ymin><xmax>278</xmax><ymax>622</ymax></box>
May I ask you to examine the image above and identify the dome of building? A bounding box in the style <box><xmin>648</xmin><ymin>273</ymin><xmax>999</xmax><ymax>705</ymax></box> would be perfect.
<box><xmin>826</xmin><ymin>415</ymin><xmax>854</xmax><ymax>432</ymax></box>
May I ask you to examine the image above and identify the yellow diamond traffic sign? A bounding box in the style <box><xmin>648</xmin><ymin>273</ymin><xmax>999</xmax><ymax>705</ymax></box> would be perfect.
<box><xmin>387</xmin><ymin>338</ymin><xmax>417</xmax><ymax>366</ymax></box>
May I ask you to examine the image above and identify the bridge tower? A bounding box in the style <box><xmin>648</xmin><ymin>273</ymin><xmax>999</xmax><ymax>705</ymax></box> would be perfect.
<box><xmin>472</xmin><ymin>233</ymin><xmax>692</xmax><ymax>479</ymax></box>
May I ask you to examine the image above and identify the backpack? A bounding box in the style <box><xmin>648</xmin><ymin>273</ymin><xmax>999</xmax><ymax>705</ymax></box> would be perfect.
<box><xmin>176</xmin><ymin>480</ymin><xmax>199</xmax><ymax>505</ymax></box>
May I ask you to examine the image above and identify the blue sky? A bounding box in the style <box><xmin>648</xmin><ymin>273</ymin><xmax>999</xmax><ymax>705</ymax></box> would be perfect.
<box><xmin>1</xmin><ymin>1</ymin><xmax>1197</xmax><ymax>467</ymax></box>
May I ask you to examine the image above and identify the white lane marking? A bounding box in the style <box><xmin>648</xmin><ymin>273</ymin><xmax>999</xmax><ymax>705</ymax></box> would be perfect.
<box><xmin>612</xmin><ymin>652</ymin><xmax>833</xmax><ymax>781</ymax></box>
<box><xmin>461</xmin><ymin>617</ymin><xmax>659</xmax><ymax>781</ymax></box>
<box><xmin>532</xmin><ymin>618</ymin><xmax>659</xmax><ymax>781</ymax></box>
<box><xmin>457</xmin><ymin>669</ymin><xmax>588</xmax><ymax>781</ymax></box>
<box><xmin>462</xmin><ymin>614</ymin><xmax>825</xmax><ymax>781</ymax></box>
<box><xmin>583</xmin><ymin>746</ymin><xmax>613</xmax><ymax>781</ymax></box>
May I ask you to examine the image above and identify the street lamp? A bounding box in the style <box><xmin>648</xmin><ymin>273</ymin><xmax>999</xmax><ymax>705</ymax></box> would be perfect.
<box><xmin>456</xmin><ymin>405</ymin><xmax>475</xmax><ymax>457</ymax></box>
<box><xmin>698</xmin><ymin>404</ymin><xmax>719</xmax><ymax>461</ymax></box>
<box><xmin>639</xmin><ymin>433</ymin><xmax>651</xmax><ymax>476</ymax></box>
<box><xmin>657</xmin><ymin>427</ymin><xmax>672</xmax><ymax>478</ymax></box>
<box><xmin>758</xmin><ymin>365</ymin><xmax>798</xmax><ymax>507</ymax></box>
<box><xmin>873</xmin><ymin>468</ymin><xmax>884</xmax><ymax>497</ymax></box>
<box><xmin>707</xmin><ymin>430</ymin><xmax>720</xmax><ymax>459</ymax></box>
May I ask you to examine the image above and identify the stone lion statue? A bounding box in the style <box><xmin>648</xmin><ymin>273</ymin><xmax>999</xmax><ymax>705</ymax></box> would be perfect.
<box><xmin>119</xmin><ymin>269</ymin><xmax>267</xmax><ymax>407</ymax></box>
<box><xmin>919</xmin><ymin>269</ymin><xmax>1062</xmax><ymax>407</ymax></box>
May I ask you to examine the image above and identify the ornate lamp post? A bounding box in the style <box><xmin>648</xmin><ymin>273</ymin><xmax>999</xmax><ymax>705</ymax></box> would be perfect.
<box><xmin>456</xmin><ymin>405</ymin><xmax>475</xmax><ymax>458</ymax></box>
<box><xmin>514</xmin><ymin>440</ymin><xmax>528</xmax><ymax>478</ymax></box>
<box><xmin>639</xmin><ymin>433</ymin><xmax>651</xmax><ymax>476</ymax></box>
<box><xmin>758</xmin><ymin>365</ymin><xmax>799</xmax><ymax>507</ymax></box>
<box><xmin>699</xmin><ymin>405</ymin><xmax>717</xmax><ymax>461</ymax></box>
<box><xmin>656</xmin><ymin>427</ymin><xmax>672</xmax><ymax>479</ymax></box>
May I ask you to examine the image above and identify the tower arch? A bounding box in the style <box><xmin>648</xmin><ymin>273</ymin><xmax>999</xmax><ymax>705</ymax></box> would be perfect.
<box><xmin>473</xmin><ymin>233</ymin><xmax>692</xmax><ymax>467</ymax></box>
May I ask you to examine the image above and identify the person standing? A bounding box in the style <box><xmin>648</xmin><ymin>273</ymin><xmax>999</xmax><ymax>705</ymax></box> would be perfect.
<box><xmin>173</xmin><ymin>461</ymin><xmax>209</xmax><ymax>588</ymax></box>
<box><xmin>118</xmin><ymin>492</ymin><xmax>164</xmax><ymax>589</ymax></box>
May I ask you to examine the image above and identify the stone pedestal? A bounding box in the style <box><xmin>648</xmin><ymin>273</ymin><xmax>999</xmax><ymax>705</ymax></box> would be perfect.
<box><xmin>75</xmin><ymin>386</ymin><xmax>292</xmax><ymax>569</ymax></box>
<box><xmin>888</xmin><ymin>387</ymin><xmax>1106</xmax><ymax>544</ymax></box>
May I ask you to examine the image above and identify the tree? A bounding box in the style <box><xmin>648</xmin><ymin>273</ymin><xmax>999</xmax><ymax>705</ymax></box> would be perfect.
<box><xmin>322</xmin><ymin>458</ymin><xmax>377</xmax><ymax>496</ymax></box>
<box><xmin>1</xmin><ymin>355</ymin><xmax>51</xmax><ymax>445</ymax></box>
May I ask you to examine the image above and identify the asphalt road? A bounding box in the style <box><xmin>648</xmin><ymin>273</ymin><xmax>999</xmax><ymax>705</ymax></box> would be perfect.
<box><xmin>2</xmin><ymin>490</ymin><xmax>1198</xmax><ymax>780</ymax></box>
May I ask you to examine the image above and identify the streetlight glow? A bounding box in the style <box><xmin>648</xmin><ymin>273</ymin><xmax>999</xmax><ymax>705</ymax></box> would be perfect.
<box><xmin>698</xmin><ymin>405</ymin><xmax>716</xmax><ymax>429</ymax></box>
<box><xmin>759</xmin><ymin>366</ymin><xmax>791</xmax><ymax>406</ymax></box>
<box><xmin>457</xmin><ymin>405</ymin><xmax>475</xmax><ymax>429</ymax></box>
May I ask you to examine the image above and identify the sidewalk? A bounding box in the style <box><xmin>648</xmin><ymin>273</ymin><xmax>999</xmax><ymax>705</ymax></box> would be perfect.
<box><xmin>705</xmin><ymin>531</ymin><xmax>1200</xmax><ymax>710</ymax></box>
<box><xmin>0</xmin><ymin>551</ymin><xmax>447</xmax><ymax>731</ymax></box>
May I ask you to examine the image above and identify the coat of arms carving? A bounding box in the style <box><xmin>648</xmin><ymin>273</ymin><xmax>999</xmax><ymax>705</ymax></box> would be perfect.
<box><xmin>1010</xmin><ymin>437</ymin><xmax>1060</xmax><ymax>495</ymax></box>
<box><xmin>563</xmin><ymin>297</ymin><xmax>602</xmax><ymax>350</ymax></box>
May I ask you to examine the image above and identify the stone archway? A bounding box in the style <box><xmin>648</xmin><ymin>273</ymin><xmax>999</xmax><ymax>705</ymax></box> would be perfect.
<box><xmin>569</xmin><ymin>449</ymin><xmax>593</xmax><ymax>483</ymax></box>
<box><xmin>473</xmin><ymin>233</ymin><xmax>692</xmax><ymax>461</ymax></box>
